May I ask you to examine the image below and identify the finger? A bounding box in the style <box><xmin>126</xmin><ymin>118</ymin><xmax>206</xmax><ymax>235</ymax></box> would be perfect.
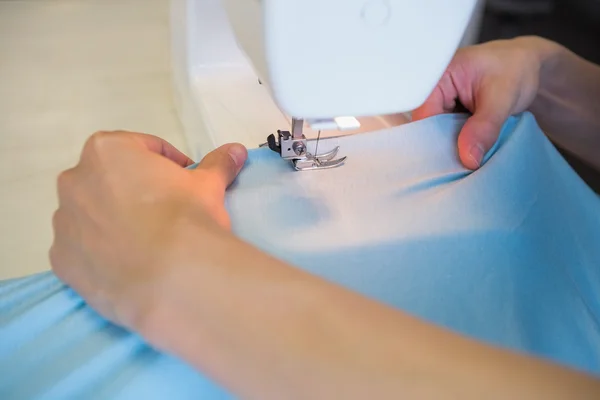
<box><xmin>85</xmin><ymin>131</ymin><xmax>195</xmax><ymax>168</ymax></box>
<box><xmin>192</xmin><ymin>143</ymin><xmax>248</xmax><ymax>192</ymax></box>
<box><xmin>412</xmin><ymin>71</ymin><xmax>462</xmax><ymax>121</ymax></box>
<box><xmin>130</xmin><ymin>133</ymin><xmax>195</xmax><ymax>167</ymax></box>
<box><xmin>49</xmin><ymin>209</ymin><xmax>78</xmax><ymax>282</ymax></box>
<box><xmin>457</xmin><ymin>84</ymin><xmax>514</xmax><ymax>170</ymax></box>
<box><xmin>56</xmin><ymin>167</ymin><xmax>83</xmax><ymax>209</ymax></box>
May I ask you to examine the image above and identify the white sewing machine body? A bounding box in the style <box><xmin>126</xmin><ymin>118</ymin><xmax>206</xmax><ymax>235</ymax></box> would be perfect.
<box><xmin>171</xmin><ymin>0</ymin><xmax>485</xmax><ymax>160</ymax></box>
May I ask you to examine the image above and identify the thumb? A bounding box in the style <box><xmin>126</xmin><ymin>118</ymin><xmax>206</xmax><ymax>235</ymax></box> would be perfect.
<box><xmin>457</xmin><ymin>87</ymin><xmax>513</xmax><ymax>170</ymax></box>
<box><xmin>192</xmin><ymin>143</ymin><xmax>248</xmax><ymax>192</ymax></box>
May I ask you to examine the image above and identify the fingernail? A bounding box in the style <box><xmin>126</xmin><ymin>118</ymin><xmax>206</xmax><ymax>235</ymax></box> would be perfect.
<box><xmin>228</xmin><ymin>144</ymin><xmax>247</xmax><ymax>168</ymax></box>
<box><xmin>468</xmin><ymin>143</ymin><xmax>485</xmax><ymax>168</ymax></box>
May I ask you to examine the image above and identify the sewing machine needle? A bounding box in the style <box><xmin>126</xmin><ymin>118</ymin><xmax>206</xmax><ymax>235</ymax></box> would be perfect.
<box><xmin>314</xmin><ymin>130</ymin><xmax>322</xmax><ymax>159</ymax></box>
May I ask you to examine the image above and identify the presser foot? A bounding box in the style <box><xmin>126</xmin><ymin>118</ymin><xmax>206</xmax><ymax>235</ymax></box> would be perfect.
<box><xmin>262</xmin><ymin>118</ymin><xmax>347</xmax><ymax>171</ymax></box>
<box><xmin>291</xmin><ymin>147</ymin><xmax>346</xmax><ymax>171</ymax></box>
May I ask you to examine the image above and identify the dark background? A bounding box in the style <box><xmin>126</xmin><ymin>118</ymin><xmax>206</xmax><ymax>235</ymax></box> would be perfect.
<box><xmin>475</xmin><ymin>0</ymin><xmax>600</xmax><ymax>191</ymax></box>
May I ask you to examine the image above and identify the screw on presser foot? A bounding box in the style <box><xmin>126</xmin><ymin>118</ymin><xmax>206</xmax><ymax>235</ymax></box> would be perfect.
<box><xmin>262</xmin><ymin>117</ymin><xmax>347</xmax><ymax>171</ymax></box>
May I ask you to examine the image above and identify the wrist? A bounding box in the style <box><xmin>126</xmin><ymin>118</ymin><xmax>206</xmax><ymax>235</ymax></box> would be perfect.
<box><xmin>512</xmin><ymin>36</ymin><xmax>562</xmax><ymax>68</ymax></box>
<box><xmin>513</xmin><ymin>36</ymin><xmax>564</xmax><ymax>97</ymax></box>
<box><xmin>125</xmin><ymin>208</ymin><xmax>238</xmax><ymax>343</ymax></box>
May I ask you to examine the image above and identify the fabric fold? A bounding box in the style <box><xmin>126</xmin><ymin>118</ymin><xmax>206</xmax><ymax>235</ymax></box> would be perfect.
<box><xmin>1</xmin><ymin>112</ymin><xmax>599</xmax><ymax>398</ymax></box>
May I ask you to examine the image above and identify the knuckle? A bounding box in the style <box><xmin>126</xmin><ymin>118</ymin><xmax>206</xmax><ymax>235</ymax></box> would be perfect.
<box><xmin>56</xmin><ymin>168</ymin><xmax>88</xmax><ymax>206</ymax></box>
<box><xmin>90</xmin><ymin>130</ymin><xmax>113</xmax><ymax>142</ymax></box>
<box><xmin>87</xmin><ymin>130</ymin><xmax>113</xmax><ymax>149</ymax></box>
<box><xmin>51</xmin><ymin>209</ymin><xmax>61</xmax><ymax>231</ymax></box>
<box><xmin>84</xmin><ymin>130</ymin><xmax>126</xmax><ymax>155</ymax></box>
<box><xmin>81</xmin><ymin>130</ymin><xmax>133</xmax><ymax>167</ymax></box>
<box><xmin>51</xmin><ymin>208</ymin><xmax>70</xmax><ymax>236</ymax></box>
<box><xmin>48</xmin><ymin>244</ymin><xmax>62</xmax><ymax>272</ymax></box>
<box><xmin>56</xmin><ymin>169</ymin><xmax>73</xmax><ymax>194</ymax></box>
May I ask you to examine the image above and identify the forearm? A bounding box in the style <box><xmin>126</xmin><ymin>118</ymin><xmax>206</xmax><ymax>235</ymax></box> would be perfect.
<box><xmin>528</xmin><ymin>37</ymin><xmax>600</xmax><ymax>170</ymax></box>
<box><xmin>136</xmin><ymin>230</ymin><xmax>600</xmax><ymax>399</ymax></box>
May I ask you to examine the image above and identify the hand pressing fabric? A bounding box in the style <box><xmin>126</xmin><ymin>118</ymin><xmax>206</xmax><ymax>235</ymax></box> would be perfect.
<box><xmin>412</xmin><ymin>37</ymin><xmax>546</xmax><ymax>169</ymax></box>
<box><xmin>49</xmin><ymin>130</ymin><xmax>247</xmax><ymax>330</ymax></box>
<box><xmin>413</xmin><ymin>36</ymin><xmax>600</xmax><ymax>172</ymax></box>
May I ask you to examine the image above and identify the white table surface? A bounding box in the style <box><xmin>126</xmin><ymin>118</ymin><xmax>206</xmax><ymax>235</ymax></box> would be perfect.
<box><xmin>0</xmin><ymin>0</ymin><xmax>187</xmax><ymax>279</ymax></box>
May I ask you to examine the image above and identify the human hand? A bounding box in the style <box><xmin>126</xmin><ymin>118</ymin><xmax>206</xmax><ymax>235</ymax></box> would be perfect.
<box><xmin>50</xmin><ymin>131</ymin><xmax>247</xmax><ymax>330</ymax></box>
<box><xmin>412</xmin><ymin>36</ymin><xmax>557</xmax><ymax>169</ymax></box>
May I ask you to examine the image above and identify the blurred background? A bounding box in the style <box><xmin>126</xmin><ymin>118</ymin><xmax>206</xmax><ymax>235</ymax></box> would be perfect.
<box><xmin>480</xmin><ymin>0</ymin><xmax>600</xmax><ymax>64</ymax></box>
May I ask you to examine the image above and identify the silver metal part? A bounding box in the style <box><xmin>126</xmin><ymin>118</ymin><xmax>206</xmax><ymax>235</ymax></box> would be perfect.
<box><xmin>292</xmin><ymin>146</ymin><xmax>347</xmax><ymax>171</ymax></box>
<box><xmin>291</xmin><ymin>117</ymin><xmax>304</xmax><ymax>139</ymax></box>
<box><xmin>265</xmin><ymin>117</ymin><xmax>347</xmax><ymax>171</ymax></box>
<box><xmin>279</xmin><ymin>130</ymin><xmax>307</xmax><ymax>160</ymax></box>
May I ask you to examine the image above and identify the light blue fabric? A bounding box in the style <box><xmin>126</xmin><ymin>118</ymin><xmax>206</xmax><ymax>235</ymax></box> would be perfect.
<box><xmin>1</xmin><ymin>112</ymin><xmax>600</xmax><ymax>399</ymax></box>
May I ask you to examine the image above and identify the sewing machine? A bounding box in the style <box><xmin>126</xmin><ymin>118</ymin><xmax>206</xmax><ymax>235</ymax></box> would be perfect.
<box><xmin>171</xmin><ymin>0</ymin><xmax>484</xmax><ymax>170</ymax></box>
